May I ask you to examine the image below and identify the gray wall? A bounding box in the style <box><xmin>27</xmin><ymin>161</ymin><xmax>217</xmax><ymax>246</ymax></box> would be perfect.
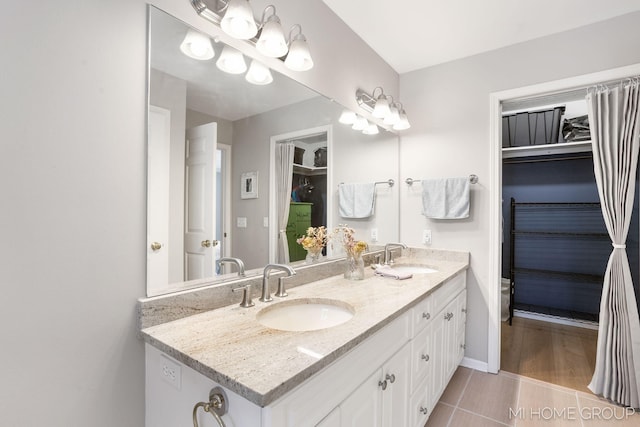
<box><xmin>0</xmin><ymin>0</ymin><xmax>396</xmax><ymax>425</ymax></box>
<box><xmin>399</xmin><ymin>11</ymin><xmax>640</xmax><ymax>364</ymax></box>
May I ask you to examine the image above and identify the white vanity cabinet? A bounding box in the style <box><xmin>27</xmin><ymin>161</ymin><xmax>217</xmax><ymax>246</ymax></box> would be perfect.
<box><xmin>144</xmin><ymin>270</ymin><xmax>467</xmax><ymax>427</ymax></box>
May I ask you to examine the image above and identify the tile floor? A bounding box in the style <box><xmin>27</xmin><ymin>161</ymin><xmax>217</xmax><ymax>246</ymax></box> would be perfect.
<box><xmin>425</xmin><ymin>367</ymin><xmax>639</xmax><ymax>426</ymax></box>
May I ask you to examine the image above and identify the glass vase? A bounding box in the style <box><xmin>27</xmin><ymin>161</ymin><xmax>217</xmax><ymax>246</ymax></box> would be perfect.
<box><xmin>344</xmin><ymin>253</ymin><xmax>365</xmax><ymax>280</ymax></box>
<box><xmin>305</xmin><ymin>247</ymin><xmax>323</xmax><ymax>264</ymax></box>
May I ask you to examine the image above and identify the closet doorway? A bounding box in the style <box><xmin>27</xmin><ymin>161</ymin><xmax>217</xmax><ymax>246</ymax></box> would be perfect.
<box><xmin>487</xmin><ymin>64</ymin><xmax>640</xmax><ymax>382</ymax></box>
<box><xmin>268</xmin><ymin>125</ymin><xmax>333</xmax><ymax>264</ymax></box>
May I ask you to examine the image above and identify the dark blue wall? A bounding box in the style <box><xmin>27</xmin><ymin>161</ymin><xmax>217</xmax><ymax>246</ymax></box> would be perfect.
<box><xmin>502</xmin><ymin>156</ymin><xmax>639</xmax><ymax>318</ymax></box>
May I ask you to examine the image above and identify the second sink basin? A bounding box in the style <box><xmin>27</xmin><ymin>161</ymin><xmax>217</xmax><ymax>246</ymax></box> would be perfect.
<box><xmin>257</xmin><ymin>298</ymin><xmax>355</xmax><ymax>332</ymax></box>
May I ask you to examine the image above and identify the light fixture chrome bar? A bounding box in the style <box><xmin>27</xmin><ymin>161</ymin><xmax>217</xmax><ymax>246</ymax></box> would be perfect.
<box><xmin>356</xmin><ymin>89</ymin><xmax>377</xmax><ymax>112</ymax></box>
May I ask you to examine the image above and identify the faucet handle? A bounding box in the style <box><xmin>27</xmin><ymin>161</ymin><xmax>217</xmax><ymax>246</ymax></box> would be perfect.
<box><xmin>274</xmin><ymin>277</ymin><xmax>288</xmax><ymax>298</ymax></box>
<box><xmin>232</xmin><ymin>284</ymin><xmax>254</xmax><ymax>308</ymax></box>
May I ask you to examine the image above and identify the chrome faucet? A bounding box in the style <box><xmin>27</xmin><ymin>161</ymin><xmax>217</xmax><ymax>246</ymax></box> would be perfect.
<box><xmin>261</xmin><ymin>264</ymin><xmax>296</xmax><ymax>302</ymax></box>
<box><xmin>218</xmin><ymin>257</ymin><xmax>246</xmax><ymax>277</ymax></box>
<box><xmin>384</xmin><ymin>243</ymin><xmax>407</xmax><ymax>265</ymax></box>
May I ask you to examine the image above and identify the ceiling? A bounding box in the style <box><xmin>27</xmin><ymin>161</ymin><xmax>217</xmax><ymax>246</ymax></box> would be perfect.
<box><xmin>322</xmin><ymin>0</ymin><xmax>640</xmax><ymax>74</ymax></box>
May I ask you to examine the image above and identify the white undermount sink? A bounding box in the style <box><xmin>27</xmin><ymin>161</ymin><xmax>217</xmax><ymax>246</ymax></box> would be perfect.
<box><xmin>390</xmin><ymin>264</ymin><xmax>438</xmax><ymax>274</ymax></box>
<box><xmin>256</xmin><ymin>298</ymin><xmax>355</xmax><ymax>332</ymax></box>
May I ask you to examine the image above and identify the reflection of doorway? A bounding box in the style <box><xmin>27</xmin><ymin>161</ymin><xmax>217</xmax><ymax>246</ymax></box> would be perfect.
<box><xmin>184</xmin><ymin>123</ymin><xmax>218</xmax><ymax>280</ymax></box>
<box><xmin>216</xmin><ymin>143</ymin><xmax>231</xmax><ymax>274</ymax></box>
<box><xmin>269</xmin><ymin>125</ymin><xmax>333</xmax><ymax>263</ymax></box>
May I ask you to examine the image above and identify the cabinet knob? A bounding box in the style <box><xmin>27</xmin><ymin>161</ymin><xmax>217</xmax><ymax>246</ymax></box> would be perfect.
<box><xmin>421</xmin><ymin>354</ymin><xmax>430</xmax><ymax>362</ymax></box>
<box><xmin>461</xmin><ymin>308</ymin><xmax>467</xmax><ymax>313</ymax></box>
<box><xmin>422</xmin><ymin>312</ymin><xmax>430</xmax><ymax>320</ymax></box>
<box><xmin>445</xmin><ymin>312</ymin><xmax>454</xmax><ymax>321</ymax></box>
<box><xmin>378</xmin><ymin>380</ymin><xmax>387</xmax><ymax>390</ymax></box>
<box><xmin>419</xmin><ymin>406</ymin><xmax>429</xmax><ymax>415</ymax></box>
<box><xmin>385</xmin><ymin>373</ymin><xmax>396</xmax><ymax>384</ymax></box>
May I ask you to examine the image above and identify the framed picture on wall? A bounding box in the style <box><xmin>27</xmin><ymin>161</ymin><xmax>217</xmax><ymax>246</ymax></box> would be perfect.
<box><xmin>240</xmin><ymin>171</ymin><xmax>258</xmax><ymax>199</ymax></box>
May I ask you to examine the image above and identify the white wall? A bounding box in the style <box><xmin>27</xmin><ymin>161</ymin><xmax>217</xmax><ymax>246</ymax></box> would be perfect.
<box><xmin>399</xmin><ymin>11</ymin><xmax>640</xmax><ymax>365</ymax></box>
<box><xmin>0</xmin><ymin>0</ymin><xmax>397</xmax><ymax>425</ymax></box>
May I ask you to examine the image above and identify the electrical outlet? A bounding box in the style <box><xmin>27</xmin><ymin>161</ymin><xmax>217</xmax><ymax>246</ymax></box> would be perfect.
<box><xmin>160</xmin><ymin>355</ymin><xmax>181</xmax><ymax>390</ymax></box>
<box><xmin>237</xmin><ymin>217</ymin><xmax>247</xmax><ymax>228</ymax></box>
<box><xmin>263</xmin><ymin>217</ymin><xmax>269</xmax><ymax>227</ymax></box>
<box><xmin>370</xmin><ymin>228</ymin><xmax>378</xmax><ymax>242</ymax></box>
<box><xmin>422</xmin><ymin>229</ymin><xmax>432</xmax><ymax>245</ymax></box>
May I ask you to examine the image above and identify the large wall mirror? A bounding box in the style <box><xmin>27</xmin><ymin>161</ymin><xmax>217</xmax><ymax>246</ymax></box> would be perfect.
<box><xmin>146</xmin><ymin>6</ymin><xmax>399</xmax><ymax>297</ymax></box>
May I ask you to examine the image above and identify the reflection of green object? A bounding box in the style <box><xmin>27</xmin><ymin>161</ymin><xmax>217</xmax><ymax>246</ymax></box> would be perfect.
<box><xmin>287</xmin><ymin>202</ymin><xmax>312</xmax><ymax>262</ymax></box>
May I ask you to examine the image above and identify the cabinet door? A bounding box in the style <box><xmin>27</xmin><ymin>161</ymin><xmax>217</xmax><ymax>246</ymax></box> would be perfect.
<box><xmin>340</xmin><ymin>370</ymin><xmax>383</xmax><ymax>427</ymax></box>
<box><xmin>316</xmin><ymin>407</ymin><xmax>340</xmax><ymax>427</ymax></box>
<box><xmin>409</xmin><ymin>375</ymin><xmax>431</xmax><ymax>427</ymax></box>
<box><xmin>430</xmin><ymin>309</ymin><xmax>446</xmax><ymax>409</ymax></box>
<box><xmin>382</xmin><ymin>343</ymin><xmax>411</xmax><ymax>427</ymax></box>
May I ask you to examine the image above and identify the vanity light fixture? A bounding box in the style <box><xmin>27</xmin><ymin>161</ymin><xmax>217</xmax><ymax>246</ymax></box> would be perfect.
<box><xmin>220</xmin><ymin>0</ymin><xmax>258</xmax><ymax>40</ymax></box>
<box><xmin>338</xmin><ymin>109</ymin><xmax>357</xmax><ymax>125</ymax></box>
<box><xmin>352</xmin><ymin>115</ymin><xmax>369</xmax><ymax>131</ymax></box>
<box><xmin>256</xmin><ymin>5</ymin><xmax>288</xmax><ymax>58</ymax></box>
<box><xmin>245</xmin><ymin>59</ymin><xmax>273</xmax><ymax>85</ymax></box>
<box><xmin>190</xmin><ymin>0</ymin><xmax>314</xmax><ymax>71</ymax></box>
<box><xmin>371</xmin><ymin>87</ymin><xmax>391</xmax><ymax>118</ymax></box>
<box><xmin>393</xmin><ymin>105</ymin><xmax>411</xmax><ymax>130</ymax></box>
<box><xmin>180</xmin><ymin>29</ymin><xmax>215</xmax><ymax>60</ymax></box>
<box><xmin>383</xmin><ymin>103</ymin><xmax>400</xmax><ymax>126</ymax></box>
<box><xmin>284</xmin><ymin>24</ymin><xmax>313</xmax><ymax>71</ymax></box>
<box><xmin>363</xmin><ymin>123</ymin><xmax>380</xmax><ymax>135</ymax></box>
<box><xmin>356</xmin><ymin>88</ymin><xmax>410</xmax><ymax>131</ymax></box>
<box><xmin>216</xmin><ymin>44</ymin><xmax>247</xmax><ymax>74</ymax></box>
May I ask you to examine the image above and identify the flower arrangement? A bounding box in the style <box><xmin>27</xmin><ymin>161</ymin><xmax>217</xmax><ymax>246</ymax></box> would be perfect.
<box><xmin>332</xmin><ymin>224</ymin><xmax>368</xmax><ymax>258</ymax></box>
<box><xmin>296</xmin><ymin>226</ymin><xmax>327</xmax><ymax>254</ymax></box>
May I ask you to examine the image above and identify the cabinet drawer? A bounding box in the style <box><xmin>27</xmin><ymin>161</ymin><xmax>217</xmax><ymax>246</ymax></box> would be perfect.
<box><xmin>410</xmin><ymin>294</ymin><xmax>433</xmax><ymax>337</ymax></box>
<box><xmin>409</xmin><ymin>375</ymin><xmax>431</xmax><ymax>427</ymax></box>
<box><xmin>410</xmin><ymin>324</ymin><xmax>432</xmax><ymax>392</ymax></box>
<box><xmin>432</xmin><ymin>272</ymin><xmax>465</xmax><ymax>314</ymax></box>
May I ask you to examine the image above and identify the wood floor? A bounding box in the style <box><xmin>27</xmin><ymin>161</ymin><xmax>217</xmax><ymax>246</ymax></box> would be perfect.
<box><xmin>501</xmin><ymin>316</ymin><xmax>598</xmax><ymax>393</ymax></box>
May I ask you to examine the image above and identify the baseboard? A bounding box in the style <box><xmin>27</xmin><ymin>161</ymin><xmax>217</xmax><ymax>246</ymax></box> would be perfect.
<box><xmin>460</xmin><ymin>356</ymin><xmax>488</xmax><ymax>373</ymax></box>
<box><xmin>514</xmin><ymin>309</ymin><xmax>599</xmax><ymax>330</ymax></box>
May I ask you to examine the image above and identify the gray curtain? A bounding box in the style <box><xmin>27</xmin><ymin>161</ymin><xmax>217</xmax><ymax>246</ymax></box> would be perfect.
<box><xmin>587</xmin><ymin>81</ymin><xmax>640</xmax><ymax>408</ymax></box>
<box><xmin>276</xmin><ymin>142</ymin><xmax>295</xmax><ymax>263</ymax></box>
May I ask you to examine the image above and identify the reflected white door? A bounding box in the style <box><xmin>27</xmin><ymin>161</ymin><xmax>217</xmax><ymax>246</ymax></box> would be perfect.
<box><xmin>184</xmin><ymin>123</ymin><xmax>218</xmax><ymax>280</ymax></box>
<box><xmin>147</xmin><ymin>105</ymin><xmax>171</xmax><ymax>295</ymax></box>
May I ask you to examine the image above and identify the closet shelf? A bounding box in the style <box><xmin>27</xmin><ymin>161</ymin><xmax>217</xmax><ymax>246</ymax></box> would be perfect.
<box><xmin>502</xmin><ymin>140</ymin><xmax>592</xmax><ymax>159</ymax></box>
<box><xmin>512</xmin><ymin>267</ymin><xmax>604</xmax><ymax>283</ymax></box>
<box><xmin>293</xmin><ymin>163</ymin><xmax>327</xmax><ymax>176</ymax></box>
<box><xmin>512</xmin><ymin>231</ymin><xmax>608</xmax><ymax>238</ymax></box>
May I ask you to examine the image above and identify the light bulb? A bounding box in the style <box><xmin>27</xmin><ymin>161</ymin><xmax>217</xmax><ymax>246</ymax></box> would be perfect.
<box><xmin>245</xmin><ymin>60</ymin><xmax>273</xmax><ymax>85</ymax></box>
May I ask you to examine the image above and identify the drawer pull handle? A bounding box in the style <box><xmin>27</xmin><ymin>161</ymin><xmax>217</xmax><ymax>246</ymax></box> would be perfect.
<box><xmin>422</xmin><ymin>312</ymin><xmax>431</xmax><ymax>320</ymax></box>
<box><xmin>385</xmin><ymin>373</ymin><xmax>396</xmax><ymax>384</ymax></box>
<box><xmin>419</xmin><ymin>406</ymin><xmax>429</xmax><ymax>415</ymax></box>
<box><xmin>378</xmin><ymin>380</ymin><xmax>387</xmax><ymax>390</ymax></box>
<box><xmin>421</xmin><ymin>354</ymin><xmax>430</xmax><ymax>362</ymax></box>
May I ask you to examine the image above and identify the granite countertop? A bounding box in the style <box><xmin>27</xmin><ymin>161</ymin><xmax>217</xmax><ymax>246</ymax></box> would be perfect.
<box><xmin>140</xmin><ymin>254</ymin><xmax>468</xmax><ymax>407</ymax></box>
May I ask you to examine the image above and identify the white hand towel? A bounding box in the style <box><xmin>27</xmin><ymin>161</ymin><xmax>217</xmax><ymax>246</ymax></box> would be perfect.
<box><xmin>374</xmin><ymin>265</ymin><xmax>413</xmax><ymax>280</ymax></box>
<box><xmin>338</xmin><ymin>183</ymin><xmax>376</xmax><ymax>219</ymax></box>
<box><xmin>422</xmin><ymin>177</ymin><xmax>470</xmax><ymax>219</ymax></box>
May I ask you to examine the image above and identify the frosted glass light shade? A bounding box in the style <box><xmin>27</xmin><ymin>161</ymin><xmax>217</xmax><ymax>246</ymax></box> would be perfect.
<box><xmin>372</xmin><ymin>95</ymin><xmax>390</xmax><ymax>118</ymax></box>
<box><xmin>339</xmin><ymin>110</ymin><xmax>357</xmax><ymax>125</ymax></box>
<box><xmin>393</xmin><ymin>111</ymin><xmax>411</xmax><ymax>130</ymax></box>
<box><xmin>220</xmin><ymin>0</ymin><xmax>258</xmax><ymax>40</ymax></box>
<box><xmin>383</xmin><ymin>105</ymin><xmax>400</xmax><ymax>125</ymax></box>
<box><xmin>245</xmin><ymin>60</ymin><xmax>273</xmax><ymax>85</ymax></box>
<box><xmin>180</xmin><ymin>29</ymin><xmax>215</xmax><ymax>60</ymax></box>
<box><xmin>363</xmin><ymin>123</ymin><xmax>379</xmax><ymax>135</ymax></box>
<box><xmin>256</xmin><ymin>16</ymin><xmax>288</xmax><ymax>58</ymax></box>
<box><xmin>352</xmin><ymin>116</ymin><xmax>369</xmax><ymax>131</ymax></box>
<box><xmin>216</xmin><ymin>45</ymin><xmax>247</xmax><ymax>74</ymax></box>
<box><xmin>284</xmin><ymin>34</ymin><xmax>313</xmax><ymax>71</ymax></box>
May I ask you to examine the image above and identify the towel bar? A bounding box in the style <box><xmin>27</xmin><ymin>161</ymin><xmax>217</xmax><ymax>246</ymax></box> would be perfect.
<box><xmin>405</xmin><ymin>175</ymin><xmax>478</xmax><ymax>186</ymax></box>
<box><xmin>339</xmin><ymin>179</ymin><xmax>394</xmax><ymax>187</ymax></box>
